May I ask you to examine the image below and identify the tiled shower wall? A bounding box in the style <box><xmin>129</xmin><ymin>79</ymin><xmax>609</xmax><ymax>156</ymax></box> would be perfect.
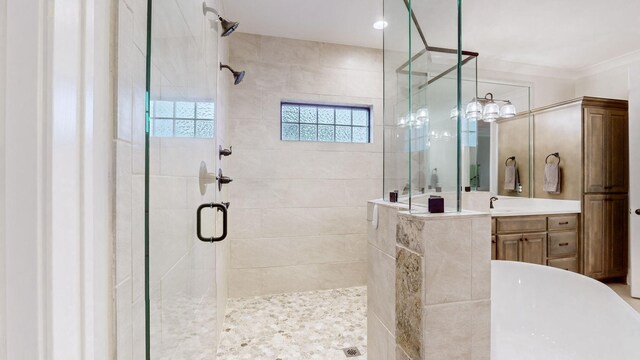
<box><xmin>227</xmin><ymin>34</ymin><xmax>383</xmax><ymax>297</ymax></box>
<box><xmin>114</xmin><ymin>0</ymin><xmax>148</xmax><ymax>357</ymax></box>
<box><xmin>114</xmin><ymin>0</ymin><xmax>231</xmax><ymax>358</ymax></box>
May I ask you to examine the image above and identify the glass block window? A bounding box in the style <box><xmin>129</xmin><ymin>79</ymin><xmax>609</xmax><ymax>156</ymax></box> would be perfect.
<box><xmin>149</xmin><ymin>100</ymin><xmax>215</xmax><ymax>138</ymax></box>
<box><xmin>281</xmin><ymin>102</ymin><xmax>371</xmax><ymax>143</ymax></box>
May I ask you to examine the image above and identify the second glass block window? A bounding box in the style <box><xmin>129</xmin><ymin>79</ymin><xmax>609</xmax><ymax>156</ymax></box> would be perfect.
<box><xmin>280</xmin><ymin>102</ymin><xmax>371</xmax><ymax>143</ymax></box>
<box><xmin>149</xmin><ymin>100</ymin><xmax>215</xmax><ymax>138</ymax></box>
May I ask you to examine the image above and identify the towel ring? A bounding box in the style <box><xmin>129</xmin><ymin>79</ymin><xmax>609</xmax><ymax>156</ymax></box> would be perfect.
<box><xmin>505</xmin><ymin>156</ymin><xmax>516</xmax><ymax>166</ymax></box>
<box><xmin>545</xmin><ymin>152</ymin><xmax>560</xmax><ymax>165</ymax></box>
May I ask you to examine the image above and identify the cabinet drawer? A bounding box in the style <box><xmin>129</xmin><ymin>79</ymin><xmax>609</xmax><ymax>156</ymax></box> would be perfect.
<box><xmin>548</xmin><ymin>231</ymin><xmax>577</xmax><ymax>257</ymax></box>
<box><xmin>496</xmin><ymin>217</ymin><xmax>546</xmax><ymax>233</ymax></box>
<box><xmin>548</xmin><ymin>215</ymin><xmax>578</xmax><ymax>231</ymax></box>
<box><xmin>548</xmin><ymin>257</ymin><xmax>578</xmax><ymax>273</ymax></box>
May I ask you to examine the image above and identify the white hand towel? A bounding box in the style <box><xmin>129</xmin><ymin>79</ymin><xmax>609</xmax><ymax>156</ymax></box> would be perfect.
<box><xmin>504</xmin><ymin>165</ymin><xmax>518</xmax><ymax>191</ymax></box>
<box><xmin>544</xmin><ymin>163</ymin><xmax>561</xmax><ymax>194</ymax></box>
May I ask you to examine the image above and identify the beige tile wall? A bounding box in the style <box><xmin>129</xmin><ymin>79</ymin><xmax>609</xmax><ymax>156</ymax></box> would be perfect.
<box><xmin>227</xmin><ymin>33</ymin><xmax>383</xmax><ymax>297</ymax></box>
<box><xmin>114</xmin><ymin>0</ymin><xmax>231</xmax><ymax>358</ymax></box>
<box><xmin>367</xmin><ymin>201</ymin><xmax>402</xmax><ymax>360</ymax></box>
<box><xmin>394</xmin><ymin>211</ymin><xmax>491</xmax><ymax>360</ymax></box>
<box><xmin>114</xmin><ymin>0</ymin><xmax>148</xmax><ymax>357</ymax></box>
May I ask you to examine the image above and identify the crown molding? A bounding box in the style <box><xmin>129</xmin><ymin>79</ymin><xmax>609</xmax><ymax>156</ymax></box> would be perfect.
<box><xmin>576</xmin><ymin>49</ymin><xmax>640</xmax><ymax>79</ymax></box>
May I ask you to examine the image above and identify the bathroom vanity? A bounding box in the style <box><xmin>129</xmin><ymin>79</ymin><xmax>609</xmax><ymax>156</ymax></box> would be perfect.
<box><xmin>492</xmin><ymin>213</ymin><xmax>580</xmax><ymax>272</ymax></box>
<box><xmin>496</xmin><ymin>97</ymin><xmax>629</xmax><ymax>281</ymax></box>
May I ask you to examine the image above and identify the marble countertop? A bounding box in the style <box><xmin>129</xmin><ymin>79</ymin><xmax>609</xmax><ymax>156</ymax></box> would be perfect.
<box><xmin>490</xmin><ymin>196</ymin><xmax>581</xmax><ymax>217</ymax></box>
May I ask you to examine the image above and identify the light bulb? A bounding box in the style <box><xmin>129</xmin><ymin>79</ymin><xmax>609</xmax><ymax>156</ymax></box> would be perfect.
<box><xmin>483</xmin><ymin>101</ymin><xmax>500</xmax><ymax>120</ymax></box>
<box><xmin>373</xmin><ymin>21</ymin><xmax>388</xmax><ymax>30</ymax></box>
<box><xmin>500</xmin><ymin>102</ymin><xmax>516</xmax><ymax>118</ymax></box>
<box><xmin>465</xmin><ymin>101</ymin><xmax>483</xmax><ymax>120</ymax></box>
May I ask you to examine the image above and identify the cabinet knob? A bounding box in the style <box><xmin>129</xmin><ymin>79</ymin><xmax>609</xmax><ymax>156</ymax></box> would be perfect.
<box><xmin>636</xmin><ymin>209</ymin><xmax>640</xmax><ymax>215</ymax></box>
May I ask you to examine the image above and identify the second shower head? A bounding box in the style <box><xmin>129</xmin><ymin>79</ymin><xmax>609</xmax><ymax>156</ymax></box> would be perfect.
<box><xmin>202</xmin><ymin>2</ymin><xmax>239</xmax><ymax>37</ymax></box>
<box><xmin>220</xmin><ymin>63</ymin><xmax>245</xmax><ymax>85</ymax></box>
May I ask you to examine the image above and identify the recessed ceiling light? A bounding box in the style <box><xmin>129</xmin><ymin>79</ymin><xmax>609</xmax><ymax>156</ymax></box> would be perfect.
<box><xmin>373</xmin><ymin>20</ymin><xmax>388</xmax><ymax>30</ymax></box>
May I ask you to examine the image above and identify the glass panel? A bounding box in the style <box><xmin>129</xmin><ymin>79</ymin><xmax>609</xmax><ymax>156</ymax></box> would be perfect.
<box><xmin>154</xmin><ymin>100</ymin><xmax>174</xmax><ymax>118</ymax></box>
<box><xmin>336</xmin><ymin>126</ymin><xmax>352</xmax><ymax>142</ymax></box>
<box><xmin>196</xmin><ymin>102</ymin><xmax>215</xmax><ymax>119</ymax></box>
<box><xmin>352</xmin><ymin>109</ymin><xmax>369</xmax><ymax>126</ymax></box>
<box><xmin>300</xmin><ymin>124</ymin><xmax>317</xmax><ymax>141</ymax></box>
<box><xmin>146</xmin><ymin>0</ymin><xmax>219</xmax><ymax>358</ymax></box>
<box><xmin>300</xmin><ymin>106</ymin><xmax>317</xmax><ymax>123</ymax></box>
<box><xmin>282</xmin><ymin>104</ymin><xmax>299</xmax><ymax>122</ymax></box>
<box><xmin>383</xmin><ymin>0</ymin><xmax>467</xmax><ymax>212</ymax></box>
<box><xmin>353</xmin><ymin>127</ymin><xmax>369</xmax><ymax>143</ymax></box>
<box><xmin>318</xmin><ymin>125</ymin><xmax>335</xmax><ymax>142</ymax></box>
<box><xmin>175</xmin><ymin>101</ymin><xmax>195</xmax><ymax>118</ymax></box>
<box><xmin>175</xmin><ymin>120</ymin><xmax>195</xmax><ymax>137</ymax></box>
<box><xmin>335</xmin><ymin>108</ymin><xmax>351</xmax><ymax>125</ymax></box>
<box><xmin>282</xmin><ymin>124</ymin><xmax>299</xmax><ymax>140</ymax></box>
<box><xmin>318</xmin><ymin>107</ymin><xmax>335</xmax><ymax>124</ymax></box>
<box><xmin>153</xmin><ymin>119</ymin><xmax>173</xmax><ymax>137</ymax></box>
<box><xmin>195</xmin><ymin>120</ymin><xmax>214</xmax><ymax>138</ymax></box>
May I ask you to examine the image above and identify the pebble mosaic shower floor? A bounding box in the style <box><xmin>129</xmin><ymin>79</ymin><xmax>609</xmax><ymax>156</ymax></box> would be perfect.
<box><xmin>216</xmin><ymin>287</ymin><xmax>368</xmax><ymax>359</ymax></box>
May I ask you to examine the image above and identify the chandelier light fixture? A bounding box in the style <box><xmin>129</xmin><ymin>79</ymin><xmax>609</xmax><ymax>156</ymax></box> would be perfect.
<box><xmin>398</xmin><ymin>107</ymin><xmax>429</xmax><ymax>128</ymax></box>
<box><xmin>464</xmin><ymin>93</ymin><xmax>516</xmax><ymax>122</ymax></box>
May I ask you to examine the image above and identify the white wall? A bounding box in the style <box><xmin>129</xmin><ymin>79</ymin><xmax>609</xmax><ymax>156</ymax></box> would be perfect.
<box><xmin>478</xmin><ymin>66</ymin><xmax>575</xmax><ymax>108</ymax></box>
<box><xmin>4</xmin><ymin>0</ymin><xmax>48</xmax><ymax>357</ymax></box>
<box><xmin>575</xmin><ymin>66</ymin><xmax>630</xmax><ymax>100</ymax></box>
<box><xmin>0</xmin><ymin>0</ymin><xmax>6</xmax><ymax>357</ymax></box>
<box><xmin>628</xmin><ymin>63</ymin><xmax>640</xmax><ymax>298</ymax></box>
<box><xmin>227</xmin><ymin>33</ymin><xmax>383</xmax><ymax>297</ymax></box>
<box><xmin>3</xmin><ymin>0</ymin><xmax>115</xmax><ymax>358</ymax></box>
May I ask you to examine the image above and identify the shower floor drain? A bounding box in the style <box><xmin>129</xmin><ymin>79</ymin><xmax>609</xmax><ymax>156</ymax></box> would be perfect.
<box><xmin>342</xmin><ymin>347</ymin><xmax>362</xmax><ymax>357</ymax></box>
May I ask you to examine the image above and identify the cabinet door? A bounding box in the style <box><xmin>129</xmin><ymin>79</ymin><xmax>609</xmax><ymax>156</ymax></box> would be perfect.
<box><xmin>607</xmin><ymin>195</ymin><xmax>628</xmax><ymax>277</ymax></box>
<box><xmin>497</xmin><ymin>234</ymin><xmax>520</xmax><ymax>261</ymax></box>
<box><xmin>583</xmin><ymin>195</ymin><xmax>607</xmax><ymax>278</ymax></box>
<box><xmin>521</xmin><ymin>232</ymin><xmax>547</xmax><ymax>265</ymax></box>
<box><xmin>605</xmin><ymin>109</ymin><xmax>628</xmax><ymax>193</ymax></box>
<box><xmin>491</xmin><ymin>235</ymin><xmax>497</xmax><ymax>260</ymax></box>
<box><xmin>584</xmin><ymin>108</ymin><xmax>607</xmax><ymax>193</ymax></box>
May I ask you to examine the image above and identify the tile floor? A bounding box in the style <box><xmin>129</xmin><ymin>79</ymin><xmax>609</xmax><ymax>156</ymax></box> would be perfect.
<box><xmin>608</xmin><ymin>283</ymin><xmax>640</xmax><ymax>314</ymax></box>
<box><xmin>216</xmin><ymin>287</ymin><xmax>367</xmax><ymax>360</ymax></box>
<box><xmin>215</xmin><ymin>283</ymin><xmax>640</xmax><ymax>360</ymax></box>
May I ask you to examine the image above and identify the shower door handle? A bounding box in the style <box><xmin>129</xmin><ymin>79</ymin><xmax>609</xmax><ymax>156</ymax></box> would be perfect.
<box><xmin>196</xmin><ymin>203</ymin><xmax>228</xmax><ymax>242</ymax></box>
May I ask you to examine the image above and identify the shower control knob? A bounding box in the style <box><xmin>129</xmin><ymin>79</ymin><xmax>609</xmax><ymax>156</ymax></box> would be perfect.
<box><xmin>219</xmin><ymin>145</ymin><xmax>233</xmax><ymax>159</ymax></box>
<box><xmin>217</xmin><ymin>168</ymin><xmax>233</xmax><ymax>191</ymax></box>
<box><xmin>635</xmin><ymin>209</ymin><xmax>640</xmax><ymax>215</ymax></box>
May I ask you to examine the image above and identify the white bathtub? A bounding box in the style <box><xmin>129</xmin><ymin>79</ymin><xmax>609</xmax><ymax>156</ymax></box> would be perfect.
<box><xmin>492</xmin><ymin>261</ymin><xmax>640</xmax><ymax>360</ymax></box>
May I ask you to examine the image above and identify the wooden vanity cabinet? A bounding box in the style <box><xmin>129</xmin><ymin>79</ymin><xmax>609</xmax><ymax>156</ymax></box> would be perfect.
<box><xmin>546</xmin><ymin>215</ymin><xmax>579</xmax><ymax>272</ymax></box>
<box><xmin>584</xmin><ymin>107</ymin><xmax>629</xmax><ymax>194</ymax></box>
<box><xmin>495</xmin><ymin>216</ymin><xmax>547</xmax><ymax>266</ymax></box>
<box><xmin>494</xmin><ymin>214</ymin><xmax>579</xmax><ymax>271</ymax></box>
<box><xmin>582</xmin><ymin>194</ymin><xmax>628</xmax><ymax>279</ymax></box>
<box><xmin>581</xmin><ymin>99</ymin><xmax>628</xmax><ymax>281</ymax></box>
<box><xmin>496</xmin><ymin>233</ymin><xmax>547</xmax><ymax>265</ymax></box>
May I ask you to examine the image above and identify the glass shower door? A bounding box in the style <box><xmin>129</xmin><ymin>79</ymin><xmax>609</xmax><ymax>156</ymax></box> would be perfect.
<box><xmin>145</xmin><ymin>0</ymin><xmax>225</xmax><ymax>358</ymax></box>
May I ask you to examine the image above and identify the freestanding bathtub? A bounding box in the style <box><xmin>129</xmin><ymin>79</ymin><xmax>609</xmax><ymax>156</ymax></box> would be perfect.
<box><xmin>492</xmin><ymin>261</ymin><xmax>640</xmax><ymax>359</ymax></box>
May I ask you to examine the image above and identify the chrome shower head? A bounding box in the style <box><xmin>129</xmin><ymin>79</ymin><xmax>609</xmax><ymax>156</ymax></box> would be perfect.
<box><xmin>219</xmin><ymin>17</ymin><xmax>239</xmax><ymax>37</ymax></box>
<box><xmin>220</xmin><ymin>63</ymin><xmax>245</xmax><ymax>85</ymax></box>
<box><xmin>202</xmin><ymin>2</ymin><xmax>239</xmax><ymax>37</ymax></box>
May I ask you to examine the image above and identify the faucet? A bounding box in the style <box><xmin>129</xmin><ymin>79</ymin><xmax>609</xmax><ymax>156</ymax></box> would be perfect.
<box><xmin>490</xmin><ymin>196</ymin><xmax>498</xmax><ymax>209</ymax></box>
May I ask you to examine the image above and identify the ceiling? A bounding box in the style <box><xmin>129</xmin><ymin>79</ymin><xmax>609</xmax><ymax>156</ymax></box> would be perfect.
<box><xmin>224</xmin><ymin>0</ymin><xmax>640</xmax><ymax>73</ymax></box>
